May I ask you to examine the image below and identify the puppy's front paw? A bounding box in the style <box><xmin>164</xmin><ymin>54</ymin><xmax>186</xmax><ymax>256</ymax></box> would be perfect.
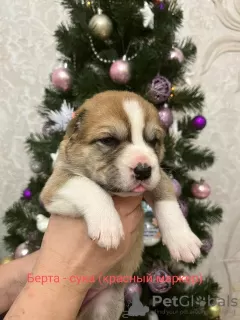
<box><xmin>162</xmin><ymin>226</ymin><xmax>202</xmax><ymax>263</ymax></box>
<box><xmin>86</xmin><ymin>209</ymin><xmax>124</xmax><ymax>250</ymax></box>
<box><xmin>155</xmin><ymin>201</ymin><xmax>202</xmax><ymax>263</ymax></box>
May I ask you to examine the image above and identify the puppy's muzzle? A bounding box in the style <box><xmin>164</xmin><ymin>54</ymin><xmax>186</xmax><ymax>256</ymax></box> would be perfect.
<box><xmin>133</xmin><ymin>163</ymin><xmax>152</xmax><ymax>181</ymax></box>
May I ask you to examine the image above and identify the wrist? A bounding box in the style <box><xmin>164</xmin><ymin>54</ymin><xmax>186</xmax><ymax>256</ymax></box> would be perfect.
<box><xmin>32</xmin><ymin>242</ymin><xmax>93</xmax><ymax>292</ymax></box>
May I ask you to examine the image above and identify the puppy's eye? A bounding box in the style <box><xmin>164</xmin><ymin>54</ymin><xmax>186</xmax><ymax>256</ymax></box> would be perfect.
<box><xmin>98</xmin><ymin>137</ymin><xmax>120</xmax><ymax>147</ymax></box>
<box><xmin>147</xmin><ymin>138</ymin><xmax>159</xmax><ymax>148</ymax></box>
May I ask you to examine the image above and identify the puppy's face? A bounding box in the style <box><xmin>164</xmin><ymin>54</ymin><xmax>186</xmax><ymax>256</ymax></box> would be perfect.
<box><xmin>62</xmin><ymin>91</ymin><xmax>165</xmax><ymax>194</ymax></box>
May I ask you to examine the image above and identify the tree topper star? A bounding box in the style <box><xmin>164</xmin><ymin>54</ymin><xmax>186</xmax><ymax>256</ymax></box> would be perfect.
<box><xmin>140</xmin><ymin>1</ymin><xmax>154</xmax><ymax>30</ymax></box>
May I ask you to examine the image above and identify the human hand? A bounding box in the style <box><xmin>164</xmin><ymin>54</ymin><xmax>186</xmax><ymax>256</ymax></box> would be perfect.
<box><xmin>0</xmin><ymin>197</ymin><xmax>143</xmax><ymax>313</ymax></box>
<box><xmin>4</xmin><ymin>195</ymin><xmax>143</xmax><ymax>320</ymax></box>
<box><xmin>38</xmin><ymin>195</ymin><xmax>143</xmax><ymax>281</ymax></box>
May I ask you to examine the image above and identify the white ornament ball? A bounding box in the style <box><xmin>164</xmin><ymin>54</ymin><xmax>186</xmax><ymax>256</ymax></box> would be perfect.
<box><xmin>36</xmin><ymin>214</ymin><xmax>49</xmax><ymax>233</ymax></box>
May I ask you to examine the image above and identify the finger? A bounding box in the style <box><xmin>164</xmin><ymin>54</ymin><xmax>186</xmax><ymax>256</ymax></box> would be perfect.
<box><xmin>113</xmin><ymin>195</ymin><xmax>143</xmax><ymax>216</ymax></box>
<box><xmin>122</xmin><ymin>204</ymin><xmax>144</xmax><ymax>234</ymax></box>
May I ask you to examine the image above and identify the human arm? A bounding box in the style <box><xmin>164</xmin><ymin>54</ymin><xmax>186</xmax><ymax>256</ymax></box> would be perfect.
<box><xmin>0</xmin><ymin>252</ymin><xmax>39</xmax><ymax>314</ymax></box>
<box><xmin>4</xmin><ymin>195</ymin><xmax>143</xmax><ymax>320</ymax></box>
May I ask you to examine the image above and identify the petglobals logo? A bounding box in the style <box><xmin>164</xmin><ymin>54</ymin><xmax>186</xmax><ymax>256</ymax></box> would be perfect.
<box><xmin>152</xmin><ymin>295</ymin><xmax>238</xmax><ymax>308</ymax></box>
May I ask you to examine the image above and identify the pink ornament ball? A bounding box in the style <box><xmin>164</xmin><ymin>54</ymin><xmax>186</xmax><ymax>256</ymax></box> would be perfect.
<box><xmin>109</xmin><ymin>60</ymin><xmax>131</xmax><ymax>84</ymax></box>
<box><xmin>148</xmin><ymin>268</ymin><xmax>172</xmax><ymax>293</ymax></box>
<box><xmin>169</xmin><ymin>48</ymin><xmax>184</xmax><ymax>63</ymax></box>
<box><xmin>179</xmin><ymin>200</ymin><xmax>188</xmax><ymax>218</ymax></box>
<box><xmin>124</xmin><ymin>283</ymin><xmax>142</xmax><ymax>303</ymax></box>
<box><xmin>172</xmin><ymin>178</ymin><xmax>182</xmax><ymax>198</ymax></box>
<box><xmin>191</xmin><ymin>180</ymin><xmax>211</xmax><ymax>199</ymax></box>
<box><xmin>201</xmin><ymin>235</ymin><xmax>213</xmax><ymax>254</ymax></box>
<box><xmin>51</xmin><ymin>67</ymin><xmax>72</xmax><ymax>91</ymax></box>
<box><xmin>158</xmin><ymin>106</ymin><xmax>173</xmax><ymax>129</ymax></box>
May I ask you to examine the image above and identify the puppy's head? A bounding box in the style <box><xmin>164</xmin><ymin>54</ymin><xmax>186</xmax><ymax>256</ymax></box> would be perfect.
<box><xmin>62</xmin><ymin>91</ymin><xmax>165</xmax><ymax>194</ymax></box>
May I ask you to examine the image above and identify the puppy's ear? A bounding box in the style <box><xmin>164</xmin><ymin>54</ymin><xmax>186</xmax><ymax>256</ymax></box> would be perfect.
<box><xmin>64</xmin><ymin>108</ymin><xmax>87</xmax><ymax>140</ymax></box>
<box><xmin>159</xmin><ymin>123</ymin><xmax>166</xmax><ymax>140</ymax></box>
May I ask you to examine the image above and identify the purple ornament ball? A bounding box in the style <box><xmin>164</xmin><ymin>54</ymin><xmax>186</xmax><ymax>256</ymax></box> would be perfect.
<box><xmin>191</xmin><ymin>180</ymin><xmax>211</xmax><ymax>199</ymax></box>
<box><xmin>159</xmin><ymin>2</ymin><xmax>165</xmax><ymax>10</ymax></box>
<box><xmin>158</xmin><ymin>106</ymin><xmax>173</xmax><ymax>129</ymax></box>
<box><xmin>172</xmin><ymin>179</ymin><xmax>182</xmax><ymax>198</ymax></box>
<box><xmin>14</xmin><ymin>242</ymin><xmax>30</xmax><ymax>259</ymax></box>
<box><xmin>153</xmin><ymin>0</ymin><xmax>164</xmax><ymax>9</ymax></box>
<box><xmin>23</xmin><ymin>188</ymin><xmax>32</xmax><ymax>200</ymax></box>
<box><xmin>201</xmin><ymin>235</ymin><xmax>213</xmax><ymax>254</ymax></box>
<box><xmin>147</xmin><ymin>75</ymin><xmax>172</xmax><ymax>104</ymax></box>
<box><xmin>192</xmin><ymin>115</ymin><xmax>207</xmax><ymax>130</ymax></box>
<box><xmin>124</xmin><ymin>283</ymin><xmax>142</xmax><ymax>303</ymax></box>
<box><xmin>179</xmin><ymin>200</ymin><xmax>188</xmax><ymax>218</ymax></box>
<box><xmin>169</xmin><ymin>48</ymin><xmax>184</xmax><ymax>63</ymax></box>
<box><xmin>148</xmin><ymin>268</ymin><xmax>172</xmax><ymax>293</ymax></box>
<box><xmin>109</xmin><ymin>60</ymin><xmax>131</xmax><ymax>84</ymax></box>
<box><xmin>51</xmin><ymin>67</ymin><xmax>71</xmax><ymax>91</ymax></box>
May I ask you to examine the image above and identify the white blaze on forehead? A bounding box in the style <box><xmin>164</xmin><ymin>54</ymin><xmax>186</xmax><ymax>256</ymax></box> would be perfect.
<box><xmin>123</xmin><ymin>99</ymin><xmax>146</xmax><ymax>146</ymax></box>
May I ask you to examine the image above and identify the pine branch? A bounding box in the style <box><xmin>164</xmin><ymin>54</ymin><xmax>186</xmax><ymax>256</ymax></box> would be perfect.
<box><xmin>60</xmin><ymin>0</ymin><xmax>80</xmax><ymax>12</ymax></box>
<box><xmin>179</xmin><ymin>37</ymin><xmax>197</xmax><ymax>65</ymax></box>
<box><xmin>26</xmin><ymin>132</ymin><xmax>63</xmax><ymax>156</ymax></box>
<box><xmin>39</xmin><ymin>88</ymin><xmax>74</xmax><ymax>116</ymax></box>
<box><xmin>176</xmin><ymin>140</ymin><xmax>215</xmax><ymax>170</ymax></box>
<box><xmin>154</xmin><ymin>0</ymin><xmax>183</xmax><ymax>34</ymax></box>
<box><xmin>170</xmin><ymin>86</ymin><xmax>205</xmax><ymax>113</ymax></box>
<box><xmin>3</xmin><ymin>234</ymin><xmax>25</xmax><ymax>253</ymax></box>
<box><xmin>178</xmin><ymin>116</ymin><xmax>201</xmax><ymax>140</ymax></box>
<box><xmin>188</xmin><ymin>200</ymin><xmax>223</xmax><ymax>228</ymax></box>
<box><xmin>4</xmin><ymin>201</ymin><xmax>41</xmax><ymax>246</ymax></box>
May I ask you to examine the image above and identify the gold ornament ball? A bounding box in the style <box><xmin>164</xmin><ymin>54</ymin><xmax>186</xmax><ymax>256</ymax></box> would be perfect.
<box><xmin>89</xmin><ymin>13</ymin><xmax>113</xmax><ymax>40</ymax></box>
<box><xmin>207</xmin><ymin>304</ymin><xmax>221</xmax><ymax>319</ymax></box>
<box><xmin>1</xmin><ymin>256</ymin><xmax>13</xmax><ymax>264</ymax></box>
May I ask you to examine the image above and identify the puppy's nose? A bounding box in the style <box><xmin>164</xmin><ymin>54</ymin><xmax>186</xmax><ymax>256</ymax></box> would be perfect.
<box><xmin>133</xmin><ymin>163</ymin><xmax>152</xmax><ymax>181</ymax></box>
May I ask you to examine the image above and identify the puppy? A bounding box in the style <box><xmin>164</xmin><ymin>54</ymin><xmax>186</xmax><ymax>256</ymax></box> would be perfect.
<box><xmin>40</xmin><ymin>91</ymin><xmax>202</xmax><ymax>320</ymax></box>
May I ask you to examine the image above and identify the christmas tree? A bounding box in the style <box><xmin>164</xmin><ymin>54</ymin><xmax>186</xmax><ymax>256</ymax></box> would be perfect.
<box><xmin>1</xmin><ymin>0</ymin><xmax>223</xmax><ymax>319</ymax></box>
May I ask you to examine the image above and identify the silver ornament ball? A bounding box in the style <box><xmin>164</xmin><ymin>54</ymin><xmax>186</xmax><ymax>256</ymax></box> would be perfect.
<box><xmin>89</xmin><ymin>13</ymin><xmax>113</xmax><ymax>40</ymax></box>
<box><xmin>30</xmin><ymin>160</ymin><xmax>43</xmax><ymax>173</ymax></box>
<box><xmin>144</xmin><ymin>212</ymin><xmax>161</xmax><ymax>247</ymax></box>
<box><xmin>14</xmin><ymin>242</ymin><xmax>30</xmax><ymax>259</ymax></box>
<box><xmin>42</xmin><ymin>123</ymin><xmax>54</xmax><ymax>136</ymax></box>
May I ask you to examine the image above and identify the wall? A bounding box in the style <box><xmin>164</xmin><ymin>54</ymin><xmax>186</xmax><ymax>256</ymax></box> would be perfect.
<box><xmin>0</xmin><ymin>1</ymin><xmax>240</xmax><ymax>319</ymax></box>
<box><xmin>181</xmin><ymin>1</ymin><xmax>240</xmax><ymax>319</ymax></box>
<box><xmin>0</xmin><ymin>1</ymin><xmax>65</xmax><ymax>256</ymax></box>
